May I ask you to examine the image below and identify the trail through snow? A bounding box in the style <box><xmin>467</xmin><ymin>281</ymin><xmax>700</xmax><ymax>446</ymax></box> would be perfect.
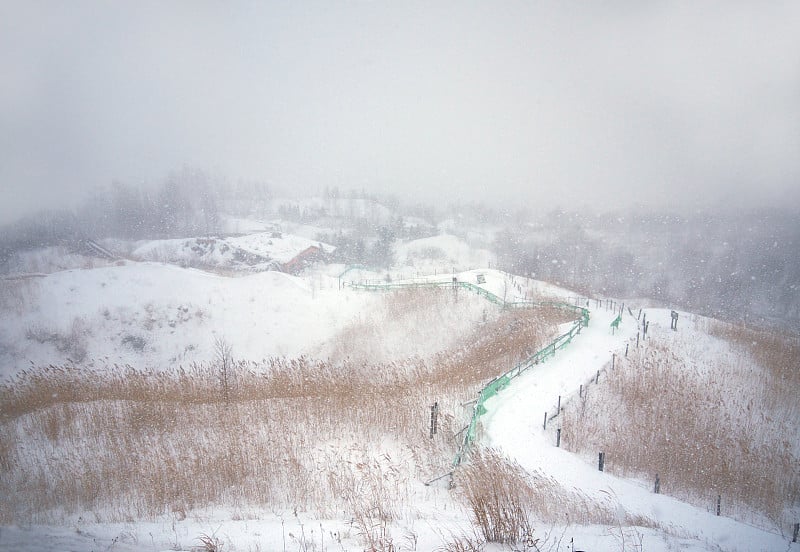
<box><xmin>481</xmin><ymin>306</ymin><xmax>791</xmax><ymax>552</ymax></box>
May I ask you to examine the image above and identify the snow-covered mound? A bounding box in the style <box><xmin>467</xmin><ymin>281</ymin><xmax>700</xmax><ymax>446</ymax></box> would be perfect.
<box><xmin>227</xmin><ymin>232</ymin><xmax>333</xmax><ymax>264</ymax></box>
<box><xmin>0</xmin><ymin>262</ymin><xmax>371</xmax><ymax>376</ymax></box>
<box><xmin>130</xmin><ymin>232</ymin><xmax>334</xmax><ymax>272</ymax></box>
<box><xmin>395</xmin><ymin>233</ymin><xmax>494</xmax><ymax>273</ymax></box>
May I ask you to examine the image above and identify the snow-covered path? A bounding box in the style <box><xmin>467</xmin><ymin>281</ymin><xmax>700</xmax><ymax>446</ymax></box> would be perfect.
<box><xmin>481</xmin><ymin>306</ymin><xmax>791</xmax><ymax>552</ymax></box>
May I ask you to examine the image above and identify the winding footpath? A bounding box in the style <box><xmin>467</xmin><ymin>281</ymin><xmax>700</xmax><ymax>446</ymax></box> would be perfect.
<box><xmin>481</xmin><ymin>306</ymin><xmax>790</xmax><ymax>552</ymax></box>
<box><xmin>351</xmin><ymin>269</ymin><xmax>793</xmax><ymax>551</ymax></box>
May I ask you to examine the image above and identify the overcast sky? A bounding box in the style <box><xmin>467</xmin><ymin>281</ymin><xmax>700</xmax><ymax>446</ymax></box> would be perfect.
<box><xmin>1</xmin><ymin>1</ymin><xmax>799</xmax><ymax>224</ymax></box>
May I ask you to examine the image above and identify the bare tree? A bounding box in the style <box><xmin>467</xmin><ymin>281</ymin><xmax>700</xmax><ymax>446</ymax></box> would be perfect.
<box><xmin>214</xmin><ymin>335</ymin><xmax>234</xmax><ymax>403</ymax></box>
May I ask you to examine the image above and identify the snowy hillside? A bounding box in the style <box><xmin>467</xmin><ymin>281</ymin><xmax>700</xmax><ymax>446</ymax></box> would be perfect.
<box><xmin>0</xmin><ymin>263</ymin><xmax>371</xmax><ymax>376</ymax></box>
<box><xmin>394</xmin><ymin>234</ymin><xmax>494</xmax><ymax>274</ymax></box>
<box><xmin>1</xmin><ymin>231</ymin><xmax>798</xmax><ymax>552</ymax></box>
<box><xmin>130</xmin><ymin>232</ymin><xmax>334</xmax><ymax>271</ymax></box>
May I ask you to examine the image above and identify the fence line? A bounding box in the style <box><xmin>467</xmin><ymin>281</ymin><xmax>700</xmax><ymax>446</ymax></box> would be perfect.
<box><xmin>346</xmin><ymin>276</ymin><xmax>591</xmax><ymax>467</ymax></box>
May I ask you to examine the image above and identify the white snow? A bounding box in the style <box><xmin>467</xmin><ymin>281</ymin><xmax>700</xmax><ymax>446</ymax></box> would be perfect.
<box><xmin>227</xmin><ymin>232</ymin><xmax>333</xmax><ymax>264</ymax></box>
<box><xmin>0</xmin><ymin>262</ymin><xmax>372</xmax><ymax>376</ymax></box>
<box><xmin>1</xmin><ymin>230</ymin><xmax>797</xmax><ymax>552</ymax></box>
<box><xmin>394</xmin><ymin>234</ymin><xmax>494</xmax><ymax>273</ymax></box>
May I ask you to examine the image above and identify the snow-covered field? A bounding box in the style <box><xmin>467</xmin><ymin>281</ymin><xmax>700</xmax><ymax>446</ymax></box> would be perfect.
<box><xmin>1</xmin><ymin>229</ymin><xmax>797</xmax><ymax>552</ymax></box>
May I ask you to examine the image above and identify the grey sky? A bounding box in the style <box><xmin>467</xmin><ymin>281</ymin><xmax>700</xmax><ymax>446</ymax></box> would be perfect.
<box><xmin>1</xmin><ymin>1</ymin><xmax>799</xmax><ymax>224</ymax></box>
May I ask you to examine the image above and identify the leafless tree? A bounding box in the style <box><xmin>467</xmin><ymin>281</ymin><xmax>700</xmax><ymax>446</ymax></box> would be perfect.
<box><xmin>214</xmin><ymin>335</ymin><xmax>234</xmax><ymax>403</ymax></box>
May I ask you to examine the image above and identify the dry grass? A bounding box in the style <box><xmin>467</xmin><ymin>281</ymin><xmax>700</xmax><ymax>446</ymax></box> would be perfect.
<box><xmin>435</xmin><ymin>531</ymin><xmax>486</xmax><ymax>552</ymax></box>
<box><xmin>561</xmin><ymin>320</ymin><xmax>800</xmax><ymax>529</ymax></box>
<box><xmin>454</xmin><ymin>449</ymin><xmax>654</xmax><ymax>545</ymax></box>
<box><xmin>321</xmin><ymin>287</ymin><xmax>571</xmax><ymax>367</ymax></box>
<box><xmin>455</xmin><ymin>449</ymin><xmax>536</xmax><ymax>544</ymax></box>
<box><xmin>0</xmin><ymin>369</ymin><xmax>448</xmax><ymax>523</ymax></box>
<box><xmin>0</xmin><ymin>288</ymin><xmax>569</xmax><ymax>527</ymax></box>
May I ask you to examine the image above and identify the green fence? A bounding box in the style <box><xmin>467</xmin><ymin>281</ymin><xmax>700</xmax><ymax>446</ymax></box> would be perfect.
<box><xmin>349</xmin><ymin>279</ymin><xmax>589</xmax><ymax>319</ymax></box>
<box><xmin>451</xmin><ymin>311</ymin><xmax>587</xmax><ymax>466</ymax></box>
<box><xmin>346</xmin><ymin>275</ymin><xmax>590</xmax><ymax>467</ymax></box>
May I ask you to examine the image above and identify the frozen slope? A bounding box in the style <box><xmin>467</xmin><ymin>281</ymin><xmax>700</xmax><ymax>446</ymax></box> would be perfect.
<box><xmin>481</xmin><ymin>306</ymin><xmax>790</xmax><ymax>552</ymax></box>
<box><xmin>0</xmin><ymin>262</ymin><xmax>375</xmax><ymax>376</ymax></box>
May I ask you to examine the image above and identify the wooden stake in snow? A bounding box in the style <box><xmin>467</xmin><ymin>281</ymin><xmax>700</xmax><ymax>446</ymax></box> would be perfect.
<box><xmin>556</xmin><ymin>428</ymin><xmax>561</xmax><ymax>447</ymax></box>
<box><xmin>654</xmin><ymin>474</ymin><xmax>660</xmax><ymax>494</ymax></box>
<box><xmin>716</xmin><ymin>495</ymin><xmax>721</xmax><ymax>516</ymax></box>
<box><xmin>429</xmin><ymin>402</ymin><xmax>439</xmax><ymax>438</ymax></box>
<box><xmin>598</xmin><ymin>452</ymin><xmax>605</xmax><ymax>472</ymax></box>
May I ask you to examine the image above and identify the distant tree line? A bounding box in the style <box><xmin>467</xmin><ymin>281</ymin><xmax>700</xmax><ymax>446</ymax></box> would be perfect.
<box><xmin>492</xmin><ymin>208</ymin><xmax>800</xmax><ymax>330</ymax></box>
<box><xmin>0</xmin><ymin>167</ymin><xmax>223</xmax><ymax>262</ymax></box>
<box><xmin>80</xmin><ymin>167</ymin><xmax>222</xmax><ymax>239</ymax></box>
<box><xmin>315</xmin><ymin>223</ymin><xmax>399</xmax><ymax>268</ymax></box>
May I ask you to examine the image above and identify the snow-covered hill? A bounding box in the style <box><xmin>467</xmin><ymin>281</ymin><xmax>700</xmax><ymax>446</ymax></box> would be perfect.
<box><xmin>1</xmin><ymin>230</ymin><xmax>797</xmax><ymax>552</ymax></box>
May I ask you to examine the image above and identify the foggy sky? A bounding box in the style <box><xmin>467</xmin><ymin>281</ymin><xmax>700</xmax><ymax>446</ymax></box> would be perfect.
<box><xmin>2</xmin><ymin>1</ymin><xmax>799</xmax><ymax>224</ymax></box>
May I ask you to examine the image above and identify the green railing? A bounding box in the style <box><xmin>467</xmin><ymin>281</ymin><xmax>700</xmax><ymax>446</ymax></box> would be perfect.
<box><xmin>346</xmin><ymin>276</ymin><xmax>590</xmax><ymax>467</ymax></box>
<box><xmin>452</xmin><ymin>312</ymin><xmax>586</xmax><ymax>466</ymax></box>
<box><xmin>349</xmin><ymin>279</ymin><xmax>589</xmax><ymax>319</ymax></box>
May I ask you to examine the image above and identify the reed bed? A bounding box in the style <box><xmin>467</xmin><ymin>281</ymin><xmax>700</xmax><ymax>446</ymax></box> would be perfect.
<box><xmin>561</xmin><ymin>319</ymin><xmax>800</xmax><ymax>530</ymax></box>
<box><xmin>0</xmin><ymin>288</ymin><xmax>570</xmax><ymax>526</ymax></box>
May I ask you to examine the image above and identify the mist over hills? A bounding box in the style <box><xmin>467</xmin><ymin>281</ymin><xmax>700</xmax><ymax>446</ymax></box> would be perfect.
<box><xmin>1</xmin><ymin>177</ymin><xmax>797</xmax><ymax>331</ymax></box>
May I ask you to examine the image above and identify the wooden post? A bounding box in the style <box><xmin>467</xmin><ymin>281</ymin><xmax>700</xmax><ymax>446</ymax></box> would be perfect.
<box><xmin>654</xmin><ymin>474</ymin><xmax>660</xmax><ymax>494</ymax></box>
<box><xmin>625</xmin><ymin>343</ymin><xmax>629</xmax><ymax>357</ymax></box>
<box><xmin>637</xmin><ymin>332</ymin><xmax>640</xmax><ymax>347</ymax></box>
<box><xmin>580</xmin><ymin>384</ymin><xmax>583</xmax><ymax>398</ymax></box>
<box><xmin>430</xmin><ymin>402</ymin><xmax>439</xmax><ymax>438</ymax></box>
<box><xmin>557</xmin><ymin>395</ymin><xmax>561</xmax><ymax>412</ymax></box>
<box><xmin>716</xmin><ymin>495</ymin><xmax>721</xmax><ymax>516</ymax></box>
<box><xmin>543</xmin><ymin>411</ymin><xmax>548</xmax><ymax>430</ymax></box>
<box><xmin>556</xmin><ymin>428</ymin><xmax>561</xmax><ymax>447</ymax></box>
<box><xmin>598</xmin><ymin>452</ymin><xmax>605</xmax><ymax>472</ymax></box>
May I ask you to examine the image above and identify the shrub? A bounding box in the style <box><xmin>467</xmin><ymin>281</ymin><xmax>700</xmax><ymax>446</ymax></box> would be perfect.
<box><xmin>455</xmin><ymin>449</ymin><xmax>536</xmax><ymax>545</ymax></box>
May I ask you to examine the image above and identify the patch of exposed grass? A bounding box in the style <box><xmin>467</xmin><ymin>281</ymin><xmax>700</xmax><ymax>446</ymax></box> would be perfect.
<box><xmin>455</xmin><ymin>449</ymin><xmax>655</xmax><ymax>545</ymax></box>
<box><xmin>561</xmin><ymin>320</ymin><xmax>800</xmax><ymax>530</ymax></box>
<box><xmin>0</xmin><ymin>289</ymin><xmax>571</xmax><ymax>525</ymax></box>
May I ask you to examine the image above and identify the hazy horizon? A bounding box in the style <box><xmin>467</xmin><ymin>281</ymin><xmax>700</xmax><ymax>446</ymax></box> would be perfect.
<box><xmin>2</xmin><ymin>1</ymin><xmax>799</xmax><ymax>225</ymax></box>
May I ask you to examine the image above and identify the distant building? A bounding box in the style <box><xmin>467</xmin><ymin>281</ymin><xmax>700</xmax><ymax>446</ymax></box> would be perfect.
<box><xmin>281</xmin><ymin>245</ymin><xmax>329</xmax><ymax>274</ymax></box>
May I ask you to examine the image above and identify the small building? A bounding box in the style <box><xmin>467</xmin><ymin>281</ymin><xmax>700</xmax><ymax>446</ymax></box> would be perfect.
<box><xmin>281</xmin><ymin>245</ymin><xmax>328</xmax><ymax>275</ymax></box>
